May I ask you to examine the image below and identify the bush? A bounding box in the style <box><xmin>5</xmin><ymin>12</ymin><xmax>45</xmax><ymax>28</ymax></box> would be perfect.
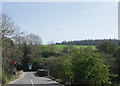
<box><xmin>62</xmin><ymin>45</ymin><xmax>75</xmax><ymax>53</ymax></box>
<box><xmin>32</xmin><ymin>58</ymin><xmax>46</xmax><ymax>70</ymax></box>
<box><xmin>47</xmin><ymin>57</ymin><xmax>63</xmax><ymax>79</ymax></box>
<box><xmin>59</xmin><ymin>56</ymin><xmax>73</xmax><ymax>84</ymax></box>
<box><xmin>41</xmin><ymin>49</ymin><xmax>58</xmax><ymax>58</ymax></box>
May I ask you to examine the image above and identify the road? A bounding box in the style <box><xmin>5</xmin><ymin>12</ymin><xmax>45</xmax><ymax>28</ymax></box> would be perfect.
<box><xmin>6</xmin><ymin>71</ymin><xmax>63</xmax><ymax>86</ymax></box>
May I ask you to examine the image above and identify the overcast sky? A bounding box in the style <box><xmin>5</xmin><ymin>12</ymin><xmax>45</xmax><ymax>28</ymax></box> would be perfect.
<box><xmin>3</xmin><ymin>2</ymin><xmax>118</xmax><ymax>44</ymax></box>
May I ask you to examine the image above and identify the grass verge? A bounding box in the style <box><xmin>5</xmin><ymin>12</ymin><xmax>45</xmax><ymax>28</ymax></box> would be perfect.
<box><xmin>2</xmin><ymin>73</ymin><xmax>19</xmax><ymax>85</ymax></box>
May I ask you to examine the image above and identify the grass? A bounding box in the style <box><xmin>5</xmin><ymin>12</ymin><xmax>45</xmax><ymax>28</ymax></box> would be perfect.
<box><xmin>41</xmin><ymin>45</ymin><xmax>95</xmax><ymax>51</ymax></box>
<box><xmin>2</xmin><ymin>73</ymin><xmax>19</xmax><ymax>85</ymax></box>
<box><xmin>9</xmin><ymin>75</ymin><xmax>19</xmax><ymax>82</ymax></box>
<box><xmin>0</xmin><ymin>71</ymin><xmax>2</xmax><ymax>85</ymax></box>
<box><xmin>0</xmin><ymin>72</ymin><xmax>2</xmax><ymax>78</ymax></box>
<box><xmin>42</xmin><ymin>44</ymin><xmax>95</xmax><ymax>46</ymax></box>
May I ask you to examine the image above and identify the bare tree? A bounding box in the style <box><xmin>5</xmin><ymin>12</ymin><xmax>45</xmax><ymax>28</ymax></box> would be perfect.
<box><xmin>13</xmin><ymin>36</ymin><xmax>27</xmax><ymax>44</ymax></box>
<box><xmin>1</xmin><ymin>13</ymin><xmax>18</xmax><ymax>38</ymax></box>
<box><xmin>26</xmin><ymin>33</ymin><xmax>42</xmax><ymax>45</ymax></box>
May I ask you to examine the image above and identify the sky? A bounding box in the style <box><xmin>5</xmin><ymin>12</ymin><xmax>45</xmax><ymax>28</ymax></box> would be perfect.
<box><xmin>2</xmin><ymin>2</ymin><xmax>118</xmax><ymax>44</ymax></box>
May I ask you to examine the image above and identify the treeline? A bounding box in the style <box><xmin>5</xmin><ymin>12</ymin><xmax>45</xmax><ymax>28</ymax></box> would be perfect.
<box><xmin>56</xmin><ymin>39</ymin><xmax>120</xmax><ymax>46</ymax></box>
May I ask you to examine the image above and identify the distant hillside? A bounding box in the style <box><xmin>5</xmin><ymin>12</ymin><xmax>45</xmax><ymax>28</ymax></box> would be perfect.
<box><xmin>55</xmin><ymin>39</ymin><xmax>120</xmax><ymax>46</ymax></box>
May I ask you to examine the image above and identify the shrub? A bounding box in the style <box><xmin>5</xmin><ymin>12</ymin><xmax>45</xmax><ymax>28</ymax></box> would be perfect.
<box><xmin>32</xmin><ymin>58</ymin><xmax>46</xmax><ymax>70</ymax></box>
<box><xmin>41</xmin><ymin>49</ymin><xmax>58</xmax><ymax>58</ymax></box>
<box><xmin>47</xmin><ymin>57</ymin><xmax>63</xmax><ymax>79</ymax></box>
<box><xmin>62</xmin><ymin>45</ymin><xmax>75</xmax><ymax>53</ymax></box>
<box><xmin>59</xmin><ymin>56</ymin><xmax>73</xmax><ymax>84</ymax></box>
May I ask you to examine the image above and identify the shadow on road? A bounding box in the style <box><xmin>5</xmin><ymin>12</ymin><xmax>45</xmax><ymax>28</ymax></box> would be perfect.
<box><xmin>34</xmin><ymin>72</ymin><xmax>40</xmax><ymax>77</ymax></box>
<box><xmin>47</xmin><ymin>79</ymin><xmax>52</xmax><ymax>81</ymax></box>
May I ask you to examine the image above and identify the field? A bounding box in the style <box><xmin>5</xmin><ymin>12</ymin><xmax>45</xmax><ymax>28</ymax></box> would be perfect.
<box><xmin>42</xmin><ymin>45</ymin><xmax>96</xmax><ymax>51</ymax></box>
<box><xmin>43</xmin><ymin>45</ymin><xmax>95</xmax><ymax>47</ymax></box>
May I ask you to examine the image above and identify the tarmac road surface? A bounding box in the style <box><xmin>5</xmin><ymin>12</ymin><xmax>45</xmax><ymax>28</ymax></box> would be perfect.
<box><xmin>6</xmin><ymin>71</ymin><xmax>63</xmax><ymax>86</ymax></box>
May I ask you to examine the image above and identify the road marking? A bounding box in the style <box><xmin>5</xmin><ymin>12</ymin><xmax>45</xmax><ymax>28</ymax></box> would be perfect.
<box><xmin>31</xmin><ymin>80</ymin><xmax>34</xmax><ymax>86</ymax></box>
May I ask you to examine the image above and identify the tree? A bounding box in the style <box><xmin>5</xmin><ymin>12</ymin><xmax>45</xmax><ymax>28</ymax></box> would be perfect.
<box><xmin>13</xmin><ymin>35</ymin><xmax>27</xmax><ymax>44</ymax></box>
<box><xmin>20</xmin><ymin>43</ymin><xmax>32</xmax><ymax>71</ymax></box>
<box><xmin>96</xmin><ymin>42</ymin><xmax>118</xmax><ymax>55</ymax></box>
<box><xmin>0</xmin><ymin>13</ymin><xmax>22</xmax><ymax>39</ymax></box>
<box><xmin>0</xmin><ymin>14</ymin><xmax>20</xmax><ymax>72</ymax></box>
<box><xmin>72</xmin><ymin>49</ymin><xmax>112</xmax><ymax>85</ymax></box>
<box><xmin>0</xmin><ymin>13</ymin><xmax>24</xmax><ymax>83</ymax></box>
<box><xmin>1</xmin><ymin>13</ymin><xmax>23</xmax><ymax>62</ymax></box>
<box><xmin>25</xmin><ymin>33</ymin><xmax>42</xmax><ymax>58</ymax></box>
<box><xmin>26</xmin><ymin>33</ymin><xmax>42</xmax><ymax>45</ymax></box>
<box><xmin>59</xmin><ymin>48</ymin><xmax>113</xmax><ymax>86</ymax></box>
<box><xmin>96</xmin><ymin>42</ymin><xmax>120</xmax><ymax>84</ymax></box>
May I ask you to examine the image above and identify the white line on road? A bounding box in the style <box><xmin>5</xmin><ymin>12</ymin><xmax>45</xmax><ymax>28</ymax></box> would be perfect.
<box><xmin>31</xmin><ymin>80</ymin><xmax>34</xmax><ymax>86</ymax></box>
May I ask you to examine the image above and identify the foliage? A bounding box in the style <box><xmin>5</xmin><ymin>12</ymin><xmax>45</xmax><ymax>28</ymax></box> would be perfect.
<box><xmin>59</xmin><ymin>56</ymin><xmax>73</xmax><ymax>84</ymax></box>
<box><xmin>2</xmin><ymin>72</ymin><xmax>19</xmax><ymax>84</ymax></box>
<box><xmin>1</xmin><ymin>13</ymin><xmax>120</xmax><ymax>85</ymax></box>
<box><xmin>113</xmin><ymin>47</ymin><xmax>120</xmax><ymax>57</ymax></box>
<box><xmin>1</xmin><ymin>13</ymin><xmax>42</xmax><ymax>74</ymax></box>
<box><xmin>96</xmin><ymin>42</ymin><xmax>118</xmax><ymax>55</ymax></box>
<box><xmin>2</xmin><ymin>72</ymin><xmax>8</xmax><ymax>84</ymax></box>
<box><xmin>47</xmin><ymin>57</ymin><xmax>63</xmax><ymax>79</ymax></box>
<box><xmin>59</xmin><ymin>48</ymin><xmax>113</xmax><ymax>85</ymax></box>
<box><xmin>72</xmin><ymin>49</ymin><xmax>111</xmax><ymax>85</ymax></box>
<box><xmin>112</xmin><ymin>57</ymin><xmax>120</xmax><ymax>83</ymax></box>
<box><xmin>62</xmin><ymin>45</ymin><xmax>75</xmax><ymax>53</ymax></box>
<box><xmin>41</xmin><ymin>49</ymin><xmax>58</xmax><ymax>58</ymax></box>
<box><xmin>32</xmin><ymin>58</ymin><xmax>46</xmax><ymax>70</ymax></box>
<box><xmin>20</xmin><ymin>43</ymin><xmax>32</xmax><ymax>71</ymax></box>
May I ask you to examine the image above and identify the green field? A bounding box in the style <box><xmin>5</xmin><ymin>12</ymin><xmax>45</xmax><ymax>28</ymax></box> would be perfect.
<box><xmin>55</xmin><ymin>45</ymin><xmax>95</xmax><ymax>48</ymax></box>
<box><xmin>42</xmin><ymin>45</ymin><xmax>95</xmax><ymax>50</ymax></box>
<box><xmin>43</xmin><ymin>45</ymin><xmax>95</xmax><ymax>47</ymax></box>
